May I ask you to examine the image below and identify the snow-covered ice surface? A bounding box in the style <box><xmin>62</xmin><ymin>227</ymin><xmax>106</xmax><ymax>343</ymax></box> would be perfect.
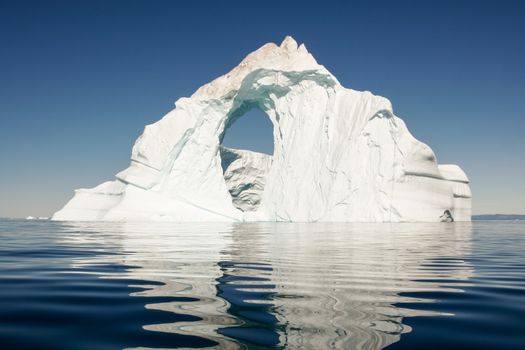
<box><xmin>53</xmin><ymin>36</ymin><xmax>471</xmax><ymax>222</ymax></box>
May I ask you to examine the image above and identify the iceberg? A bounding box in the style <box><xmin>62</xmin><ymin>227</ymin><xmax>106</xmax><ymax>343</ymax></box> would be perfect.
<box><xmin>53</xmin><ymin>36</ymin><xmax>471</xmax><ymax>222</ymax></box>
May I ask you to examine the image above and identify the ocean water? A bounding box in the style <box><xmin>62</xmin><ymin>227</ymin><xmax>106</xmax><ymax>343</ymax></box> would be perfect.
<box><xmin>0</xmin><ymin>220</ymin><xmax>524</xmax><ymax>350</ymax></box>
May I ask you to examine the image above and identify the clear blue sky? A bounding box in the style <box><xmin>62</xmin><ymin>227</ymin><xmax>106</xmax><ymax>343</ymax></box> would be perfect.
<box><xmin>0</xmin><ymin>0</ymin><xmax>524</xmax><ymax>217</ymax></box>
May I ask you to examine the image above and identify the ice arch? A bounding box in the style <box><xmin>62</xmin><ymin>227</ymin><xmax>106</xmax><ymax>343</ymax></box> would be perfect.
<box><xmin>53</xmin><ymin>36</ymin><xmax>471</xmax><ymax>222</ymax></box>
<box><xmin>215</xmin><ymin>68</ymin><xmax>332</xmax><ymax>214</ymax></box>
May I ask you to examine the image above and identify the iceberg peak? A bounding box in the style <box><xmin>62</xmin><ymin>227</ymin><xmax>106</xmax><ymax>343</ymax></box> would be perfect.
<box><xmin>281</xmin><ymin>36</ymin><xmax>309</xmax><ymax>55</ymax></box>
<box><xmin>192</xmin><ymin>36</ymin><xmax>329</xmax><ymax>100</ymax></box>
<box><xmin>280</xmin><ymin>35</ymin><xmax>298</xmax><ymax>51</ymax></box>
<box><xmin>53</xmin><ymin>38</ymin><xmax>471</xmax><ymax>222</ymax></box>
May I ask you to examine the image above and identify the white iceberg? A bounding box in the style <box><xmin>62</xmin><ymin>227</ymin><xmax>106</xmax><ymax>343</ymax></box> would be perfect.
<box><xmin>53</xmin><ymin>36</ymin><xmax>471</xmax><ymax>222</ymax></box>
<box><xmin>26</xmin><ymin>216</ymin><xmax>50</xmax><ymax>220</ymax></box>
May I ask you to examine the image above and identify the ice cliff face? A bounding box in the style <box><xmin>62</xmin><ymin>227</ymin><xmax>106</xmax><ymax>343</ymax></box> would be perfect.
<box><xmin>53</xmin><ymin>36</ymin><xmax>472</xmax><ymax>222</ymax></box>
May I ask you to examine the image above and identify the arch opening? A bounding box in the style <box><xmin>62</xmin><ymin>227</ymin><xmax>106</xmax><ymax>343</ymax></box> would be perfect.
<box><xmin>219</xmin><ymin>104</ymin><xmax>275</xmax><ymax>212</ymax></box>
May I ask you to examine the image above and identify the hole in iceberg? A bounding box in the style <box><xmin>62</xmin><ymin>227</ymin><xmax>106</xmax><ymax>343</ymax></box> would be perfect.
<box><xmin>219</xmin><ymin>104</ymin><xmax>274</xmax><ymax>212</ymax></box>
<box><xmin>221</xmin><ymin>107</ymin><xmax>274</xmax><ymax>155</ymax></box>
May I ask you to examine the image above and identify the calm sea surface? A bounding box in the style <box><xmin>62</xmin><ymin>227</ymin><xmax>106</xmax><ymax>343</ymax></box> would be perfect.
<box><xmin>0</xmin><ymin>220</ymin><xmax>523</xmax><ymax>349</ymax></box>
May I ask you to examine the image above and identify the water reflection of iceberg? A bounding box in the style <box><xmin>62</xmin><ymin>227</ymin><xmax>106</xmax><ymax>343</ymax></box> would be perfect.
<box><xmin>60</xmin><ymin>222</ymin><xmax>473</xmax><ymax>350</ymax></box>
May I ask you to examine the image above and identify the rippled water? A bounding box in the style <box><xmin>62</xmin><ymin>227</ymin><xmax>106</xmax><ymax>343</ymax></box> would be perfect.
<box><xmin>0</xmin><ymin>220</ymin><xmax>524</xmax><ymax>349</ymax></box>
